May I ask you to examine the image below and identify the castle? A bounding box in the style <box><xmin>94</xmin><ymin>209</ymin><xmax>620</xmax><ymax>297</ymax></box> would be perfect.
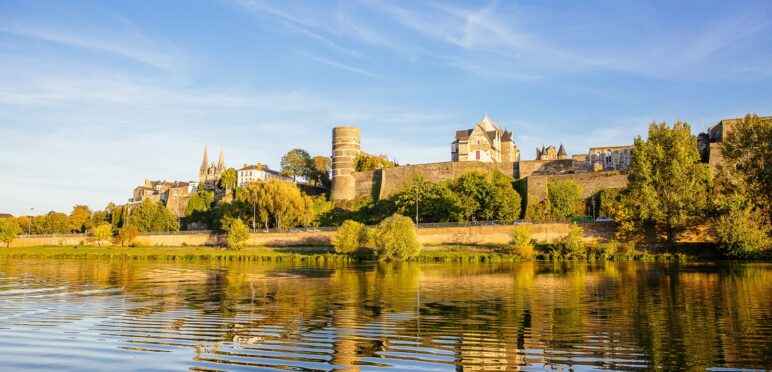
<box><xmin>451</xmin><ymin>114</ymin><xmax>519</xmax><ymax>162</ymax></box>
<box><xmin>199</xmin><ymin>146</ymin><xmax>226</xmax><ymax>185</ymax></box>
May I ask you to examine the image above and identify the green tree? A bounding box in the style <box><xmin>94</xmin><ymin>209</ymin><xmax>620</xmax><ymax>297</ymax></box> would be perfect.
<box><xmin>552</xmin><ymin>223</ymin><xmax>586</xmax><ymax>257</ymax></box>
<box><xmin>69</xmin><ymin>205</ymin><xmax>92</xmax><ymax>233</ymax></box>
<box><xmin>334</xmin><ymin>220</ymin><xmax>369</xmax><ymax>254</ymax></box>
<box><xmin>547</xmin><ymin>180</ymin><xmax>583</xmax><ymax>220</ymax></box>
<box><xmin>373</xmin><ymin>214</ymin><xmax>421</xmax><ymax>261</ymax></box>
<box><xmin>509</xmin><ymin>225</ymin><xmax>535</xmax><ymax>258</ymax></box>
<box><xmin>219</xmin><ymin>168</ymin><xmax>237</xmax><ymax>192</ymax></box>
<box><xmin>717</xmin><ymin>114</ymin><xmax>772</xmax><ymax>223</ymax></box>
<box><xmin>236</xmin><ymin>179</ymin><xmax>315</xmax><ymax>230</ymax></box>
<box><xmin>41</xmin><ymin>212</ymin><xmax>72</xmax><ymax>234</ymax></box>
<box><xmin>449</xmin><ymin>171</ymin><xmax>520</xmax><ymax>222</ymax></box>
<box><xmin>280</xmin><ymin>148</ymin><xmax>312</xmax><ymax>181</ymax></box>
<box><xmin>394</xmin><ymin>175</ymin><xmax>463</xmax><ymax>223</ymax></box>
<box><xmin>714</xmin><ymin>203</ymin><xmax>771</xmax><ymax>258</ymax></box>
<box><xmin>185</xmin><ymin>190</ymin><xmax>215</xmax><ymax>216</ymax></box>
<box><xmin>627</xmin><ymin>120</ymin><xmax>712</xmax><ymax>244</ymax></box>
<box><xmin>309</xmin><ymin>156</ymin><xmax>332</xmax><ymax>188</ymax></box>
<box><xmin>91</xmin><ymin>224</ymin><xmax>113</xmax><ymax>247</ymax></box>
<box><xmin>117</xmin><ymin>224</ymin><xmax>139</xmax><ymax>247</ymax></box>
<box><xmin>225</xmin><ymin>218</ymin><xmax>250</xmax><ymax>250</ymax></box>
<box><xmin>0</xmin><ymin>218</ymin><xmax>22</xmax><ymax>247</ymax></box>
<box><xmin>129</xmin><ymin>200</ymin><xmax>179</xmax><ymax>232</ymax></box>
<box><xmin>354</xmin><ymin>153</ymin><xmax>395</xmax><ymax>172</ymax></box>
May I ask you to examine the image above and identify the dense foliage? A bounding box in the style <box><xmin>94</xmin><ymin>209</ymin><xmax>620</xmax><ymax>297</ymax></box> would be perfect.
<box><xmin>0</xmin><ymin>218</ymin><xmax>22</xmax><ymax>247</ymax></box>
<box><xmin>91</xmin><ymin>224</ymin><xmax>113</xmax><ymax>247</ymax></box>
<box><xmin>117</xmin><ymin>225</ymin><xmax>139</xmax><ymax>247</ymax></box>
<box><xmin>334</xmin><ymin>220</ymin><xmax>370</xmax><ymax>254</ymax></box>
<box><xmin>280</xmin><ymin>148</ymin><xmax>312</xmax><ymax>181</ymax></box>
<box><xmin>236</xmin><ymin>179</ymin><xmax>314</xmax><ymax>230</ymax></box>
<box><xmin>714</xmin><ymin>204</ymin><xmax>771</xmax><ymax>258</ymax></box>
<box><xmin>354</xmin><ymin>153</ymin><xmax>395</xmax><ymax>172</ymax></box>
<box><xmin>627</xmin><ymin>121</ymin><xmax>712</xmax><ymax>244</ymax></box>
<box><xmin>551</xmin><ymin>223</ymin><xmax>586</xmax><ymax>257</ymax></box>
<box><xmin>547</xmin><ymin>180</ymin><xmax>583</xmax><ymax>220</ymax></box>
<box><xmin>509</xmin><ymin>225</ymin><xmax>535</xmax><ymax>258</ymax></box>
<box><xmin>128</xmin><ymin>199</ymin><xmax>180</xmax><ymax>232</ymax></box>
<box><xmin>373</xmin><ymin>215</ymin><xmax>420</xmax><ymax>261</ymax></box>
<box><xmin>225</xmin><ymin>218</ymin><xmax>249</xmax><ymax>250</ymax></box>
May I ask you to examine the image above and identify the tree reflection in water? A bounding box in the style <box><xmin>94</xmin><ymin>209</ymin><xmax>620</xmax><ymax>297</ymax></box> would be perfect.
<box><xmin>0</xmin><ymin>259</ymin><xmax>769</xmax><ymax>370</ymax></box>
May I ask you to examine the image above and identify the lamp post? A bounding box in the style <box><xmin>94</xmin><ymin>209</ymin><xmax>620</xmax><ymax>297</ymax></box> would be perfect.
<box><xmin>28</xmin><ymin>208</ymin><xmax>33</xmax><ymax>235</ymax></box>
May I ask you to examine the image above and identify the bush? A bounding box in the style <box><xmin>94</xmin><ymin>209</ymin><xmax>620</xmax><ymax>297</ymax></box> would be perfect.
<box><xmin>334</xmin><ymin>220</ymin><xmax>370</xmax><ymax>254</ymax></box>
<box><xmin>509</xmin><ymin>225</ymin><xmax>535</xmax><ymax>258</ymax></box>
<box><xmin>548</xmin><ymin>180</ymin><xmax>583</xmax><ymax>220</ymax></box>
<box><xmin>226</xmin><ymin>219</ymin><xmax>250</xmax><ymax>250</ymax></box>
<box><xmin>91</xmin><ymin>224</ymin><xmax>113</xmax><ymax>247</ymax></box>
<box><xmin>714</xmin><ymin>207</ymin><xmax>771</xmax><ymax>258</ymax></box>
<box><xmin>552</xmin><ymin>223</ymin><xmax>586</xmax><ymax>257</ymax></box>
<box><xmin>117</xmin><ymin>225</ymin><xmax>139</xmax><ymax>247</ymax></box>
<box><xmin>373</xmin><ymin>215</ymin><xmax>421</xmax><ymax>261</ymax></box>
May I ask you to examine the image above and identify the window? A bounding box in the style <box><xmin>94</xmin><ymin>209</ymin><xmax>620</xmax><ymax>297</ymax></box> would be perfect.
<box><xmin>476</xmin><ymin>150</ymin><xmax>480</xmax><ymax>160</ymax></box>
<box><xmin>605</xmin><ymin>150</ymin><xmax>612</xmax><ymax>164</ymax></box>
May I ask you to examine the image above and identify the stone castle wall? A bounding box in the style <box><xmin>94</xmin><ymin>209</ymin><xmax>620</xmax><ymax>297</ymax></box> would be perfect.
<box><xmin>525</xmin><ymin>171</ymin><xmax>629</xmax><ymax>202</ymax></box>
<box><xmin>368</xmin><ymin>161</ymin><xmax>517</xmax><ymax>200</ymax></box>
<box><xmin>331</xmin><ymin>127</ymin><xmax>360</xmax><ymax>201</ymax></box>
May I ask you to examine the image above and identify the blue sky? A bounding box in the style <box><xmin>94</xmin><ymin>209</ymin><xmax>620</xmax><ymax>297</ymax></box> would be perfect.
<box><xmin>1</xmin><ymin>0</ymin><xmax>771</xmax><ymax>216</ymax></box>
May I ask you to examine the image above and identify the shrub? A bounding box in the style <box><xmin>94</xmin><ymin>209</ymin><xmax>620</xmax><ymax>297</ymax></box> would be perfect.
<box><xmin>373</xmin><ymin>215</ymin><xmax>421</xmax><ymax>261</ymax></box>
<box><xmin>548</xmin><ymin>180</ymin><xmax>583</xmax><ymax>220</ymax></box>
<box><xmin>714</xmin><ymin>207</ymin><xmax>771</xmax><ymax>258</ymax></box>
<box><xmin>117</xmin><ymin>225</ymin><xmax>139</xmax><ymax>247</ymax></box>
<box><xmin>552</xmin><ymin>223</ymin><xmax>586</xmax><ymax>257</ymax></box>
<box><xmin>334</xmin><ymin>220</ymin><xmax>370</xmax><ymax>254</ymax></box>
<box><xmin>226</xmin><ymin>219</ymin><xmax>250</xmax><ymax>250</ymax></box>
<box><xmin>91</xmin><ymin>224</ymin><xmax>113</xmax><ymax>247</ymax></box>
<box><xmin>509</xmin><ymin>225</ymin><xmax>535</xmax><ymax>258</ymax></box>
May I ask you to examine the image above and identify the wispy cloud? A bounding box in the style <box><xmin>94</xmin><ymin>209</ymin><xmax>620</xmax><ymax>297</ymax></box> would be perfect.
<box><xmin>1</xmin><ymin>23</ymin><xmax>180</xmax><ymax>70</ymax></box>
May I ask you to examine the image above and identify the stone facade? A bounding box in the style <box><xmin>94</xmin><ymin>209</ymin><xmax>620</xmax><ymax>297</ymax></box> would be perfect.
<box><xmin>587</xmin><ymin>146</ymin><xmax>633</xmax><ymax>172</ymax></box>
<box><xmin>698</xmin><ymin>116</ymin><xmax>771</xmax><ymax>172</ymax></box>
<box><xmin>451</xmin><ymin>115</ymin><xmax>518</xmax><ymax>163</ymax></box>
<box><xmin>131</xmin><ymin>179</ymin><xmax>195</xmax><ymax>218</ymax></box>
<box><xmin>237</xmin><ymin>163</ymin><xmax>289</xmax><ymax>186</ymax></box>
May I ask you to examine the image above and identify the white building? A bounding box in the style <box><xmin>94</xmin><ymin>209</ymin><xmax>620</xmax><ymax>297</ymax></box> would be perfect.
<box><xmin>237</xmin><ymin>164</ymin><xmax>291</xmax><ymax>186</ymax></box>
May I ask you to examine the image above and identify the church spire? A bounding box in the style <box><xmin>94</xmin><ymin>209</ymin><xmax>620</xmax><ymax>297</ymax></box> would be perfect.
<box><xmin>200</xmin><ymin>146</ymin><xmax>209</xmax><ymax>171</ymax></box>
<box><xmin>217</xmin><ymin>147</ymin><xmax>225</xmax><ymax>172</ymax></box>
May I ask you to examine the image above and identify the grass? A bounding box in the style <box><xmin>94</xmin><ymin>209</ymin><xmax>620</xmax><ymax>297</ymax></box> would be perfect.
<box><xmin>0</xmin><ymin>244</ymin><xmax>701</xmax><ymax>263</ymax></box>
<box><xmin>0</xmin><ymin>245</ymin><xmax>350</xmax><ymax>262</ymax></box>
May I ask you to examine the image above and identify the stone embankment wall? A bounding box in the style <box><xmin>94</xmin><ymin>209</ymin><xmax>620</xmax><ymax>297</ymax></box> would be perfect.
<box><xmin>8</xmin><ymin>223</ymin><xmax>614</xmax><ymax>248</ymax></box>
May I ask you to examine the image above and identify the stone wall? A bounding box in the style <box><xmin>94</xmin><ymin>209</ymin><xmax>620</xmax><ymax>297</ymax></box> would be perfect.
<box><xmin>518</xmin><ymin>159</ymin><xmax>575</xmax><ymax>178</ymax></box>
<box><xmin>9</xmin><ymin>223</ymin><xmax>614</xmax><ymax>247</ymax></box>
<box><xmin>353</xmin><ymin>170</ymin><xmax>381</xmax><ymax>201</ymax></box>
<box><xmin>372</xmin><ymin>161</ymin><xmax>517</xmax><ymax>200</ymax></box>
<box><xmin>526</xmin><ymin>171</ymin><xmax>629</xmax><ymax>203</ymax></box>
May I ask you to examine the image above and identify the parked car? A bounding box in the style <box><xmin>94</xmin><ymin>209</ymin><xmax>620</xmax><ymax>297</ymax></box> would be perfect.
<box><xmin>513</xmin><ymin>220</ymin><xmax>533</xmax><ymax>225</ymax></box>
<box><xmin>595</xmin><ymin>216</ymin><xmax>613</xmax><ymax>222</ymax></box>
<box><xmin>288</xmin><ymin>228</ymin><xmax>303</xmax><ymax>233</ymax></box>
<box><xmin>305</xmin><ymin>228</ymin><xmax>321</xmax><ymax>233</ymax></box>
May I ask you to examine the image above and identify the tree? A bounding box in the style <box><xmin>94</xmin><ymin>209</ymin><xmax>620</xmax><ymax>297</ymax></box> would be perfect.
<box><xmin>394</xmin><ymin>175</ymin><xmax>463</xmax><ymax>223</ymax></box>
<box><xmin>334</xmin><ymin>220</ymin><xmax>369</xmax><ymax>254</ymax></box>
<box><xmin>117</xmin><ymin>225</ymin><xmax>139</xmax><ymax>247</ymax></box>
<box><xmin>552</xmin><ymin>223</ymin><xmax>586</xmax><ymax>257</ymax></box>
<box><xmin>714</xmin><ymin>203</ymin><xmax>771</xmax><ymax>258</ymax></box>
<box><xmin>92</xmin><ymin>224</ymin><xmax>113</xmax><ymax>247</ymax></box>
<box><xmin>69</xmin><ymin>205</ymin><xmax>92</xmax><ymax>233</ymax></box>
<box><xmin>0</xmin><ymin>218</ymin><xmax>22</xmax><ymax>247</ymax></box>
<box><xmin>354</xmin><ymin>154</ymin><xmax>395</xmax><ymax>172</ymax></box>
<box><xmin>373</xmin><ymin>214</ymin><xmax>421</xmax><ymax>261</ymax></box>
<box><xmin>225</xmin><ymin>218</ymin><xmax>249</xmax><ymax>250</ymax></box>
<box><xmin>509</xmin><ymin>225</ymin><xmax>535</xmax><ymax>258</ymax></box>
<box><xmin>280</xmin><ymin>148</ymin><xmax>312</xmax><ymax>181</ymax></box>
<box><xmin>717</xmin><ymin>114</ymin><xmax>772</xmax><ymax>223</ymax></box>
<box><xmin>449</xmin><ymin>171</ymin><xmax>520</xmax><ymax>222</ymax></box>
<box><xmin>236</xmin><ymin>179</ymin><xmax>315</xmax><ymax>230</ymax></box>
<box><xmin>129</xmin><ymin>200</ymin><xmax>180</xmax><ymax>232</ymax></box>
<box><xmin>308</xmin><ymin>156</ymin><xmax>332</xmax><ymax>188</ymax></box>
<box><xmin>548</xmin><ymin>180</ymin><xmax>583</xmax><ymax>220</ymax></box>
<box><xmin>40</xmin><ymin>212</ymin><xmax>72</xmax><ymax>234</ymax></box>
<box><xmin>627</xmin><ymin>120</ymin><xmax>712</xmax><ymax>244</ymax></box>
<box><xmin>219</xmin><ymin>168</ymin><xmax>237</xmax><ymax>192</ymax></box>
<box><xmin>185</xmin><ymin>190</ymin><xmax>215</xmax><ymax>216</ymax></box>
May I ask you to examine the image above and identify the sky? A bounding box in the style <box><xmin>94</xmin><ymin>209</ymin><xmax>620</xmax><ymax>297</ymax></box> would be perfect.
<box><xmin>0</xmin><ymin>0</ymin><xmax>771</xmax><ymax>216</ymax></box>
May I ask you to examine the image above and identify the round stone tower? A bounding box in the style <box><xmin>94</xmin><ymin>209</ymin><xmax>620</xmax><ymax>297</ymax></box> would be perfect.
<box><xmin>331</xmin><ymin>126</ymin><xmax>360</xmax><ymax>201</ymax></box>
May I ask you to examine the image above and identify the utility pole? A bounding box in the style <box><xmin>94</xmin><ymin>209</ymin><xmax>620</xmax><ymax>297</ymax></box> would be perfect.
<box><xmin>253</xmin><ymin>199</ymin><xmax>256</xmax><ymax>231</ymax></box>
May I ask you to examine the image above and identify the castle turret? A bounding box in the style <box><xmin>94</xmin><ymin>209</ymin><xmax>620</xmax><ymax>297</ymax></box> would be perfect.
<box><xmin>331</xmin><ymin>126</ymin><xmax>360</xmax><ymax>202</ymax></box>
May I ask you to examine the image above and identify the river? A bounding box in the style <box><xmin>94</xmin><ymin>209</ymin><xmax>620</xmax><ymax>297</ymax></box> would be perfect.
<box><xmin>0</xmin><ymin>259</ymin><xmax>769</xmax><ymax>370</ymax></box>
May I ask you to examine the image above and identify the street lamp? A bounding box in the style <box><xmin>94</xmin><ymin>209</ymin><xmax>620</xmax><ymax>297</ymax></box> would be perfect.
<box><xmin>28</xmin><ymin>208</ymin><xmax>34</xmax><ymax>235</ymax></box>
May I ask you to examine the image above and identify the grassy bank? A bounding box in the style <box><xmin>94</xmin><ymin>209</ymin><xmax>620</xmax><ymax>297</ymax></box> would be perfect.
<box><xmin>1</xmin><ymin>244</ymin><xmax>700</xmax><ymax>262</ymax></box>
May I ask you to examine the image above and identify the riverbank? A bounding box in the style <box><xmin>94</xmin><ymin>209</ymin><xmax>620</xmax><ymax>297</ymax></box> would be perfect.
<box><xmin>0</xmin><ymin>244</ymin><xmax>716</xmax><ymax>262</ymax></box>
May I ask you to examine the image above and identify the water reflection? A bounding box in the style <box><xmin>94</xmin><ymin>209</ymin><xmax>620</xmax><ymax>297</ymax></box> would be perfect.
<box><xmin>0</xmin><ymin>259</ymin><xmax>769</xmax><ymax>370</ymax></box>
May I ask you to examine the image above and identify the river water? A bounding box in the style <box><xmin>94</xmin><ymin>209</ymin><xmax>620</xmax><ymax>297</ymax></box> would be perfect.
<box><xmin>0</xmin><ymin>259</ymin><xmax>769</xmax><ymax>370</ymax></box>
